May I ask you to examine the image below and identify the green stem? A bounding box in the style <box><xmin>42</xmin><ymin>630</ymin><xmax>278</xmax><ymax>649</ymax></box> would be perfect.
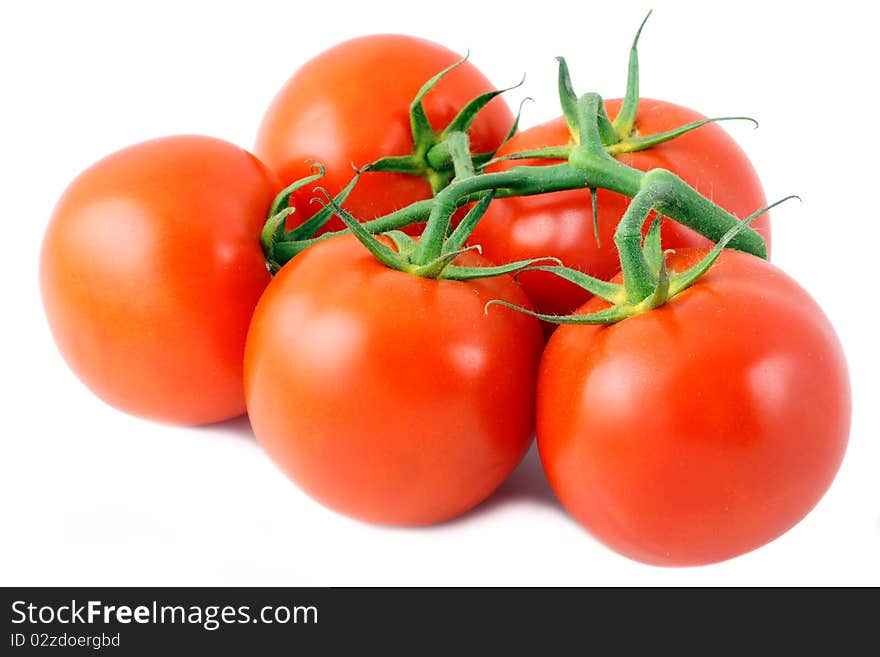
<box><xmin>568</xmin><ymin>92</ymin><xmax>641</xmax><ymax>196</ymax></box>
<box><xmin>274</xmin><ymin>155</ymin><xmax>766</xmax><ymax>264</ymax></box>
<box><xmin>613</xmin><ymin>187</ymin><xmax>658</xmax><ymax>301</ymax></box>
<box><xmin>410</xmin><ymin>194</ymin><xmax>459</xmax><ymax>265</ymax></box>
<box><xmin>648</xmin><ymin>169</ymin><xmax>767</xmax><ymax>258</ymax></box>
<box><xmin>269</xmin><ymin>12</ymin><xmax>774</xmax><ymax>287</ymax></box>
<box><xmin>443</xmin><ymin>131</ymin><xmax>476</xmax><ymax>181</ymax></box>
<box><xmin>575</xmin><ymin>93</ymin><xmax>609</xmax><ymax>155</ymax></box>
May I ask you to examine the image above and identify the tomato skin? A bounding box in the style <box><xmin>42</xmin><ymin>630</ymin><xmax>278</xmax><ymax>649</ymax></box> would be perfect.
<box><xmin>244</xmin><ymin>234</ymin><xmax>544</xmax><ymax>525</ymax></box>
<box><xmin>537</xmin><ymin>249</ymin><xmax>850</xmax><ymax>566</ymax></box>
<box><xmin>472</xmin><ymin>99</ymin><xmax>771</xmax><ymax>317</ymax></box>
<box><xmin>40</xmin><ymin>136</ymin><xmax>280</xmax><ymax>425</ymax></box>
<box><xmin>254</xmin><ymin>34</ymin><xmax>514</xmax><ymax>233</ymax></box>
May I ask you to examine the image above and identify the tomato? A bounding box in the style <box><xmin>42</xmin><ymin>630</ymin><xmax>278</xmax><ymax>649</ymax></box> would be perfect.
<box><xmin>40</xmin><ymin>136</ymin><xmax>280</xmax><ymax>425</ymax></box>
<box><xmin>536</xmin><ymin>249</ymin><xmax>850</xmax><ymax>566</ymax></box>
<box><xmin>244</xmin><ymin>234</ymin><xmax>544</xmax><ymax>525</ymax></box>
<box><xmin>254</xmin><ymin>34</ymin><xmax>514</xmax><ymax>233</ymax></box>
<box><xmin>472</xmin><ymin>99</ymin><xmax>771</xmax><ymax>317</ymax></box>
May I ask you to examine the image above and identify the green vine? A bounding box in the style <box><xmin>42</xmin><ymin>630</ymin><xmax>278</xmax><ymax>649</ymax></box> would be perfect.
<box><xmin>261</xmin><ymin>11</ymin><xmax>771</xmax><ymax>294</ymax></box>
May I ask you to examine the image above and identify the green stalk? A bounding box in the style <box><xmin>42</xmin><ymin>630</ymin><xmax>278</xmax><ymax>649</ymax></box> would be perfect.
<box><xmin>270</xmin><ymin>154</ymin><xmax>765</xmax><ymax>266</ymax></box>
<box><xmin>613</xmin><ymin>188</ymin><xmax>658</xmax><ymax>301</ymax></box>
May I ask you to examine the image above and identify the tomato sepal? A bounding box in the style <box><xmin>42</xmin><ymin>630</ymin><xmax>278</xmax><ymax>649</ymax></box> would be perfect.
<box><xmin>612</xmin><ymin>10</ymin><xmax>652</xmax><ymax>140</ymax></box>
<box><xmin>262</xmin><ymin>169</ymin><xmax>361</xmax><ymax>271</ymax></box>
<box><xmin>267</xmin><ymin>163</ymin><xmax>326</xmax><ymax>218</ymax></box>
<box><xmin>317</xmin><ymin>188</ymin><xmax>559</xmax><ymax>281</ymax></box>
<box><xmin>443</xmin><ymin>191</ymin><xmax>496</xmax><ymax>254</ymax></box>
<box><xmin>443</xmin><ymin>257</ymin><xmax>562</xmax><ymax>282</ymax></box>
<box><xmin>362</xmin><ymin>54</ymin><xmax>521</xmax><ymax>194</ymax></box>
<box><xmin>470</xmin><ymin>96</ymin><xmax>531</xmax><ymax>169</ymax></box>
<box><xmin>508</xmin><ymin>17</ymin><xmax>757</xmax><ymax>165</ymax></box>
<box><xmin>607</xmin><ymin>116</ymin><xmax>759</xmax><ymax>155</ymax></box>
<box><xmin>384</xmin><ymin>230</ymin><xmax>417</xmax><ymax>255</ymax></box>
<box><xmin>515</xmin><ymin>265</ymin><xmax>624</xmax><ymax>304</ymax></box>
<box><xmin>492</xmin><ymin>189</ymin><xmax>797</xmax><ymax>325</ymax></box>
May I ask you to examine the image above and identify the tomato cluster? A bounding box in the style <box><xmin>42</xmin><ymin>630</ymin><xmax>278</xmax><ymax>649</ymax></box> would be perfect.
<box><xmin>40</xmin><ymin>29</ymin><xmax>850</xmax><ymax>567</ymax></box>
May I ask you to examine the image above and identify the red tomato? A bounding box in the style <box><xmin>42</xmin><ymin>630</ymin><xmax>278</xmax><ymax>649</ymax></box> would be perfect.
<box><xmin>254</xmin><ymin>34</ymin><xmax>514</xmax><ymax>233</ymax></box>
<box><xmin>536</xmin><ymin>249</ymin><xmax>850</xmax><ymax>566</ymax></box>
<box><xmin>244</xmin><ymin>234</ymin><xmax>544</xmax><ymax>525</ymax></box>
<box><xmin>472</xmin><ymin>99</ymin><xmax>771</xmax><ymax>316</ymax></box>
<box><xmin>41</xmin><ymin>136</ymin><xmax>280</xmax><ymax>425</ymax></box>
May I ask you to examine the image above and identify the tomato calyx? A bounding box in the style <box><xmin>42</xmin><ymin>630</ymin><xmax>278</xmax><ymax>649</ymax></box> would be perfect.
<box><xmin>261</xmin><ymin>163</ymin><xmax>360</xmax><ymax>273</ymax></box>
<box><xmin>561</xmin><ymin>85</ymin><xmax>767</xmax><ymax>257</ymax></box>
<box><xmin>315</xmin><ymin>188</ymin><xmax>560</xmax><ymax>281</ymax></box>
<box><xmin>489</xmin><ymin>13</ymin><xmax>757</xmax><ymax>166</ymax></box>
<box><xmin>360</xmin><ymin>55</ymin><xmax>523</xmax><ymax>195</ymax></box>
<box><xmin>489</xmin><ymin>188</ymin><xmax>798</xmax><ymax>325</ymax></box>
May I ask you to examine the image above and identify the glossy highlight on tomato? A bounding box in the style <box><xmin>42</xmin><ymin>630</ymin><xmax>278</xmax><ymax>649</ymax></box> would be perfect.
<box><xmin>244</xmin><ymin>234</ymin><xmax>544</xmax><ymax>525</ymax></box>
<box><xmin>255</xmin><ymin>34</ymin><xmax>514</xmax><ymax>233</ymax></box>
<box><xmin>472</xmin><ymin>99</ymin><xmax>771</xmax><ymax>317</ymax></box>
<box><xmin>40</xmin><ymin>136</ymin><xmax>280</xmax><ymax>425</ymax></box>
<box><xmin>536</xmin><ymin>249</ymin><xmax>850</xmax><ymax>566</ymax></box>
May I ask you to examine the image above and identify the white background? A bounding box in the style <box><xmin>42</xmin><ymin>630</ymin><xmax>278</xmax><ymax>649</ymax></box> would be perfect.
<box><xmin>2</xmin><ymin>0</ymin><xmax>877</xmax><ymax>586</ymax></box>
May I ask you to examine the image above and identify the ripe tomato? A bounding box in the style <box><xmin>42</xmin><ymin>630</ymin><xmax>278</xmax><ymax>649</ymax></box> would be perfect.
<box><xmin>41</xmin><ymin>136</ymin><xmax>280</xmax><ymax>425</ymax></box>
<box><xmin>472</xmin><ymin>99</ymin><xmax>771</xmax><ymax>316</ymax></box>
<box><xmin>254</xmin><ymin>34</ymin><xmax>514</xmax><ymax>233</ymax></box>
<box><xmin>244</xmin><ymin>234</ymin><xmax>544</xmax><ymax>525</ymax></box>
<box><xmin>536</xmin><ymin>249</ymin><xmax>850</xmax><ymax>566</ymax></box>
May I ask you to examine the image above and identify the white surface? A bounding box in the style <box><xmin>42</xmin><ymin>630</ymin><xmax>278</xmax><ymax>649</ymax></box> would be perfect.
<box><xmin>1</xmin><ymin>0</ymin><xmax>877</xmax><ymax>586</ymax></box>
